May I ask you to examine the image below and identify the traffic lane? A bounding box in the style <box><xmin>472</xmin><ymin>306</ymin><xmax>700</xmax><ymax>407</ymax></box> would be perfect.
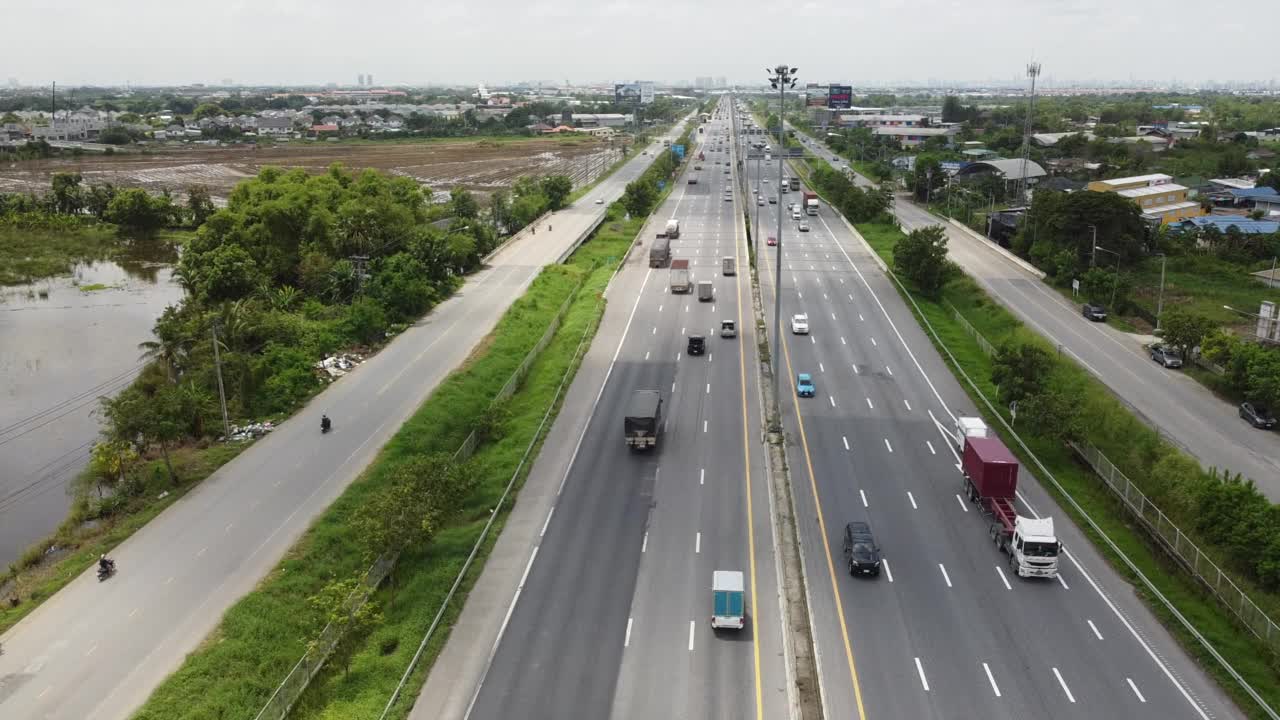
<box><xmin>610</xmin><ymin>170</ymin><xmax>764</xmax><ymax>720</ymax></box>
<box><xmin>0</xmin><ymin>261</ymin><xmax>541</xmax><ymax>720</ymax></box>
<box><xmin>943</xmin><ymin>231</ymin><xmax>1280</xmax><ymax>492</ymax></box>
<box><xmin>787</xmin><ymin>244</ymin><xmax>1182</xmax><ymax>719</ymax></box>
<box><xmin>814</xmin><ymin>197</ymin><xmax>1240</xmax><ymax>718</ymax></box>
<box><xmin>780</xmin><ymin>272</ymin><xmax>1023</xmax><ymax>719</ymax></box>
<box><xmin>467</xmin><ymin>357</ymin><xmax>668</xmax><ymax>720</ymax></box>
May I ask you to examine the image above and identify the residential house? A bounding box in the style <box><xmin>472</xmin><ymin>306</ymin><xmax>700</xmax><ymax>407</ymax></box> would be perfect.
<box><xmin>1087</xmin><ymin>173</ymin><xmax>1202</xmax><ymax>224</ymax></box>
<box><xmin>256</xmin><ymin>116</ymin><xmax>293</xmax><ymax>135</ymax></box>
<box><xmin>310</xmin><ymin>124</ymin><xmax>341</xmax><ymax>136</ymax></box>
<box><xmin>954</xmin><ymin>159</ymin><xmax>1047</xmax><ymax>193</ymax></box>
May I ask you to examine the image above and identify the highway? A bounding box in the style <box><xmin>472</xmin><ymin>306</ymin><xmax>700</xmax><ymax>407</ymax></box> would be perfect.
<box><xmin>0</xmin><ymin>123</ymin><xmax>686</xmax><ymax>720</ymax></box>
<box><xmin>452</xmin><ymin>99</ymin><xmax>790</xmax><ymax>720</ymax></box>
<box><xmin>794</xmin><ymin>131</ymin><xmax>1280</xmax><ymax>500</ymax></box>
<box><xmin>747</xmin><ymin>108</ymin><xmax>1242</xmax><ymax>719</ymax></box>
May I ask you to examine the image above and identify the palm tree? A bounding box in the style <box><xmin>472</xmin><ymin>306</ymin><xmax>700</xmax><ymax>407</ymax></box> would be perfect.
<box><xmin>138</xmin><ymin>333</ymin><xmax>191</xmax><ymax>384</ymax></box>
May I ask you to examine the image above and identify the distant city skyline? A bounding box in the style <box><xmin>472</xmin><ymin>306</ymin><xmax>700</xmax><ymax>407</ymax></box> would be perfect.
<box><xmin>4</xmin><ymin>0</ymin><xmax>1274</xmax><ymax>89</ymax></box>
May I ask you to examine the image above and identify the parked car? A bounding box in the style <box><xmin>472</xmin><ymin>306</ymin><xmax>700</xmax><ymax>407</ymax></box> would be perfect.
<box><xmin>1082</xmin><ymin>304</ymin><xmax>1107</xmax><ymax>322</ymax></box>
<box><xmin>1149</xmin><ymin>344</ymin><xmax>1182</xmax><ymax>368</ymax></box>
<box><xmin>796</xmin><ymin>373</ymin><xmax>815</xmax><ymax>398</ymax></box>
<box><xmin>798</xmin><ymin>221</ymin><xmax>810</xmax><ymax>232</ymax></box>
<box><xmin>843</xmin><ymin>521</ymin><xmax>881</xmax><ymax>576</ymax></box>
<box><xmin>1240</xmin><ymin>402</ymin><xmax>1277</xmax><ymax>430</ymax></box>
<box><xmin>791</xmin><ymin>313</ymin><xmax>809</xmax><ymax>334</ymax></box>
<box><xmin>687</xmin><ymin>334</ymin><xmax>706</xmax><ymax>356</ymax></box>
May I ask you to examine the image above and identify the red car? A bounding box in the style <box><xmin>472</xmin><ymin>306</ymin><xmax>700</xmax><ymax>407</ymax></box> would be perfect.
<box><xmin>767</xmin><ymin>236</ymin><xmax>777</xmax><ymax>246</ymax></box>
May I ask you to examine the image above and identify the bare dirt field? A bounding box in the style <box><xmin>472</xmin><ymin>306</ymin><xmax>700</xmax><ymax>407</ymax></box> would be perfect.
<box><xmin>0</xmin><ymin>135</ymin><xmax>622</xmax><ymax>201</ymax></box>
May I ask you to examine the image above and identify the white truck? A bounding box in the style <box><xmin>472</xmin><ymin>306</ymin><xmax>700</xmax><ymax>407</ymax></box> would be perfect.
<box><xmin>663</xmin><ymin>218</ymin><xmax>680</xmax><ymax>239</ymax></box>
<box><xmin>954</xmin><ymin>416</ymin><xmax>991</xmax><ymax>449</ymax></box>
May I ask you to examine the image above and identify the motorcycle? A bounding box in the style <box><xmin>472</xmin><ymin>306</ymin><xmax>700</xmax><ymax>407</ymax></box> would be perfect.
<box><xmin>321</xmin><ymin>416</ymin><xmax>332</xmax><ymax>434</ymax></box>
<box><xmin>97</xmin><ymin>559</ymin><xmax>116</xmax><ymax>582</ymax></box>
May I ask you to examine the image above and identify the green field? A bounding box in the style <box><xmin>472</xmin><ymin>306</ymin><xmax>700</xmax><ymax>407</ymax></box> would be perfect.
<box><xmin>0</xmin><ymin>223</ymin><xmax>119</xmax><ymax>285</ymax></box>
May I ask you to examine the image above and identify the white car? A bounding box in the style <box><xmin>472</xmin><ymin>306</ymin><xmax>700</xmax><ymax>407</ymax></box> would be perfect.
<box><xmin>791</xmin><ymin>313</ymin><xmax>809</xmax><ymax>334</ymax></box>
<box><xmin>791</xmin><ymin>211</ymin><xmax>802</xmax><ymax>220</ymax></box>
<box><xmin>798</xmin><ymin>221</ymin><xmax>810</xmax><ymax>232</ymax></box>
<box><xmin>762</xmin><ymin>178</ymin><xmax>769</xmax><ymax>183</ymax></box>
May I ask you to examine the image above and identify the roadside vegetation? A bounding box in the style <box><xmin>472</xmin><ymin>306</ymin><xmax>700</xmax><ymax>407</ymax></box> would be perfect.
<box><xmin>852</xmin><ymin>213</ymin><xmax>1280</xmax><ymax>717</ymax></box>
<box><xmin>131</xmin><ymin>200</ymin><xmax>643</xmax><ymax>720</ymax></box>
<box><xmin>134</xmin><ymin>123</ymin><xmax>692</xmax><ymax>720</ymax></box>
<box><xmin>0</xmin><ymin>165</ymin><xmax>575</xmax><ymax>622</ymax></box>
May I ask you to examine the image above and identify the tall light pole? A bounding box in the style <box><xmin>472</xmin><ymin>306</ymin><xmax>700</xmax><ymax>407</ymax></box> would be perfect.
<box><xmin>1088</xmin><ymin>224</ymin><xmax>1099</xmax><ymax>266</ymax></box>
<box><xmin>768</xmin><ymin>64</ymin><xmax>797</xmax><ymax>420</ymax></box>
<box><xmin>1095</xmin><ymin>244</ymin><xmax>1122</xmax><ymax>309</ymax></box>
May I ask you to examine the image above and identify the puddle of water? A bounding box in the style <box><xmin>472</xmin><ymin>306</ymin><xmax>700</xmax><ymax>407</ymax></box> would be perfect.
<box><xmin>0</xmin><ymin>241</ymin><xmax>184</xmax><ymax>568</ymax></box>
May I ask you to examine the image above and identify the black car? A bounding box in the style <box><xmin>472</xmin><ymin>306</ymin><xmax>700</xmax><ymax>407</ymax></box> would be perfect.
<box><xmin>1240</xmin><ymin>402</ymin><xmax>1277</xmax><ymax>430</ymax></box>
<box><xmin>687</xmin><ymin>334</ymin><xmax>706</xmax><ymax>356</ymax></box>
<box><xmin>1082</xmin><ymin>304</ymin><xmax>1107</xmax><ymax>322</ymax></box>
<box><xmin>843</xmin><ymin>521</ymin><xmax>881</xmax><ymax>576</ymax></box>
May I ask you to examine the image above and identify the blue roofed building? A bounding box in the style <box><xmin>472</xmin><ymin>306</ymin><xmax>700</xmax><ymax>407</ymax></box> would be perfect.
<box><xmin>1177</xmin><ymin>216</ymin><xmax>1280</xmax><ymax>234</ymax></box>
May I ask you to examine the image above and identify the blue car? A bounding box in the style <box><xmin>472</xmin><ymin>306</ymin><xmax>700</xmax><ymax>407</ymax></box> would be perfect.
<box><xmin>796</xmin><ymin>373</ymin><xmax>815</xmax><ymax>398</ymax></box>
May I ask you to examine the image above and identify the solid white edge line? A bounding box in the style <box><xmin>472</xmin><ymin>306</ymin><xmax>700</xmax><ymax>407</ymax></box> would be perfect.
<box><xmin>625</xmin><ymin>617</ymin><xmax>633</xmax><ymax>648</ymax></box>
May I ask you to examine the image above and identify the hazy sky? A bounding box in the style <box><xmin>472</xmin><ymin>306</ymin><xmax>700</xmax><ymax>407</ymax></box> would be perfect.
<box><xmin>6</xmin><ymin>0</ymin><xmax>1273</xmax><ymax>87</ymax></box>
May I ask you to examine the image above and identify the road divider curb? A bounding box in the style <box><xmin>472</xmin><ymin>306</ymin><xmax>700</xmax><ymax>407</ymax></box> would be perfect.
<box><xmin>944</xmin><ymin>217</ymin><xmax>1047</xmax><ymax>280</ymax></box>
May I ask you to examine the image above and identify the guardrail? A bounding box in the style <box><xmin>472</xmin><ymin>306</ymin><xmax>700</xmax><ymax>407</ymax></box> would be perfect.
<box><xmin>253</xmin><ymin>271</ymin><xmax>590</xmax><ymax>720</ymax></box>
<box><xmin>949</xmin><ymin>300</ymin><xmax>1280</xmax><ymax>649</ymax></box>
<box><xmin>1071</xmin><ymin>440</ymin><xmax>1280</xmax><ymax>652</ymax></box>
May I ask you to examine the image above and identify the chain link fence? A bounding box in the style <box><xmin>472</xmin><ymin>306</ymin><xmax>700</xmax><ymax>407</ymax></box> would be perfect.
<box><xmin>1072</xmin><ymin>440</ymin><xmax>1280</xmax><ymax>651</ymax></box>
<box><xmin>253</xmin><ymin>552</ymin><xmax>398</xmax><ymax>720</ymax></box>
<box><xmin>948</xmin><ymin>301</ymin><xmax>1280</xmax><ymax>653</ymax></box>
<box><xmin>254</xmin><ymin>272</ymin><xmax>589</xmax><ymax>720</ymax></box>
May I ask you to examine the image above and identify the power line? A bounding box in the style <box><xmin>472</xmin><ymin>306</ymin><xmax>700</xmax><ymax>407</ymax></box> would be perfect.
<box><xmin>0</xmin><ymin>370</ymin><xmax>139</xmax><ymax>449</ymax></box>
<box><xmin>0</xmin><ymin>361</ymin><xmax>146</xmax><ymax>439</ymax></box>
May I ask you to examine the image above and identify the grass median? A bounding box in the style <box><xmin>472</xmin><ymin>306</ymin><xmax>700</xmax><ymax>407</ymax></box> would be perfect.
<box><xmin>131</xmin><ymin>202</ymin><xmax>641</xmax><ymax>720</ymax></box>
<box><xmin>856</xmin><ymin>219</ymin><xmax>1280</xmax><ymax>719</ymax></box>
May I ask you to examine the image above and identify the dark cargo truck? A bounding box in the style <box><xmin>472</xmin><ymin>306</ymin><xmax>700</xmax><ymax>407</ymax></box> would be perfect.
<box><xmin>650</xmin><ymin>235</ymin><xmax>671</xmax><ymax>267</ymax></box>
<box><xmin>625</xmin><ymin>390</ymin><xmax>662</xmax><ymax>451</ymax></box>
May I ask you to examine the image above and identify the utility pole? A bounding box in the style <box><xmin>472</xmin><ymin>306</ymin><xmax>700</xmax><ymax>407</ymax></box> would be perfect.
<box><xmin>1088</xmin><ymin>224</ymin><xmax>1098</xmax><ymax>266</ymax></box>
<box><xmin>350</xmin><ymin>255</ymin><xmax>370</xmax><ymax>294</ymax></box>
<box><xmin>1155</xmin><ymin>254</ymin><xmax>1168</xmax><ymax>333</ymax></box>
<box><xmin>211</xmin><ymin>326</ymin><xmax>231</xmax><ymax>439</ymax></box>
<box><xmin>768</xmin><ymin>64</ymin><xmax>798</xmax><ymax>424</ymax></box>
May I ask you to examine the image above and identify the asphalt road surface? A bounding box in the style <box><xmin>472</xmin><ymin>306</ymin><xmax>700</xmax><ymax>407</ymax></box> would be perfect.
<box><xmin>0</xmin><ymin>125</ymin><xmax>685</xmax><ymax>720</ymax></box>
<box><xmin>794</xmin><ymin>131</ymin><xmax>1280</xmax><ymax>501</ymax></box>
<box><xmin>462</xmin><ymin>100</ymin><xmax>789</xmax><ymax>720</ymax></box>
<box><xmin>751</xmin><ymin>115</ymin><xmax>1242</xmax><ymax>719</ymax></box>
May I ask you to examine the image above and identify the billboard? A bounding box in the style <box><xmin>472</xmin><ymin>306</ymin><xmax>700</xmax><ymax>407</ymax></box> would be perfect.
<box><xmin>805</xmin><ymin>83</ymin><xmax>828</xmax><ymax>108</ymax></box>
<box><xmin>827</xmin><ymin>85</ymin><xmax>852</xmax><ymax>109</ymax></box>
<box><xmin>614</xmin><ymin>82</ymin><xmax>655</xmax><ymax>105</ymax></box>
<box><xmin>672</xmin><ymin>144</ymin><xmax>685</xmax><ymax>159</ymax></box>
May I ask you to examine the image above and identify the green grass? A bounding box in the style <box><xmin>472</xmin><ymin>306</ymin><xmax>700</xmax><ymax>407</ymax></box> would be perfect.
<box><xmin>858</xmin><ymin>220</ymin><xmax>1280</xmax><ymax>719</ymax></box>
<box><xmin>0</xmin><ymin>223</ymin><xmax>120</xmax><ymax>285</ymax></box>
<box><xmin>1128</xmin><ymin>254</ymin><xmax>1280</xmax><ymax>330</ymax></box>
<box><xmin>0</xmin><ymin>444</ymin><xmax>246</xmax><ymax>634</ymax></box>
<box><xmin>131</xmin><ymin>203</ymin><xmax>643</xmax><ymax>720</ymax></box>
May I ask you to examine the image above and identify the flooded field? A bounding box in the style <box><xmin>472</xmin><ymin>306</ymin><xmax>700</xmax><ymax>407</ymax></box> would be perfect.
<box><xmin>0</xmin><ymin>241</ymin><xmax>184</xmax><ymax>568</ymax></box>
<box><xmin>0</xmin><ymin>135</ymin><xmax>621</xmax><ymax>202</ymax></box>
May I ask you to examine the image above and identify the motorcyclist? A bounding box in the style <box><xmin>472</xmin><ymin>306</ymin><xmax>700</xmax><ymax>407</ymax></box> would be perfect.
<box><xmin>321</xmin><ymin>414</ymin><xmax>331</xmax><ymax>432</ymax></box>
<box><xmin>98</xmin><ymin>554</ymin><xmax>114</xmax><ymax>574</ymax></box>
